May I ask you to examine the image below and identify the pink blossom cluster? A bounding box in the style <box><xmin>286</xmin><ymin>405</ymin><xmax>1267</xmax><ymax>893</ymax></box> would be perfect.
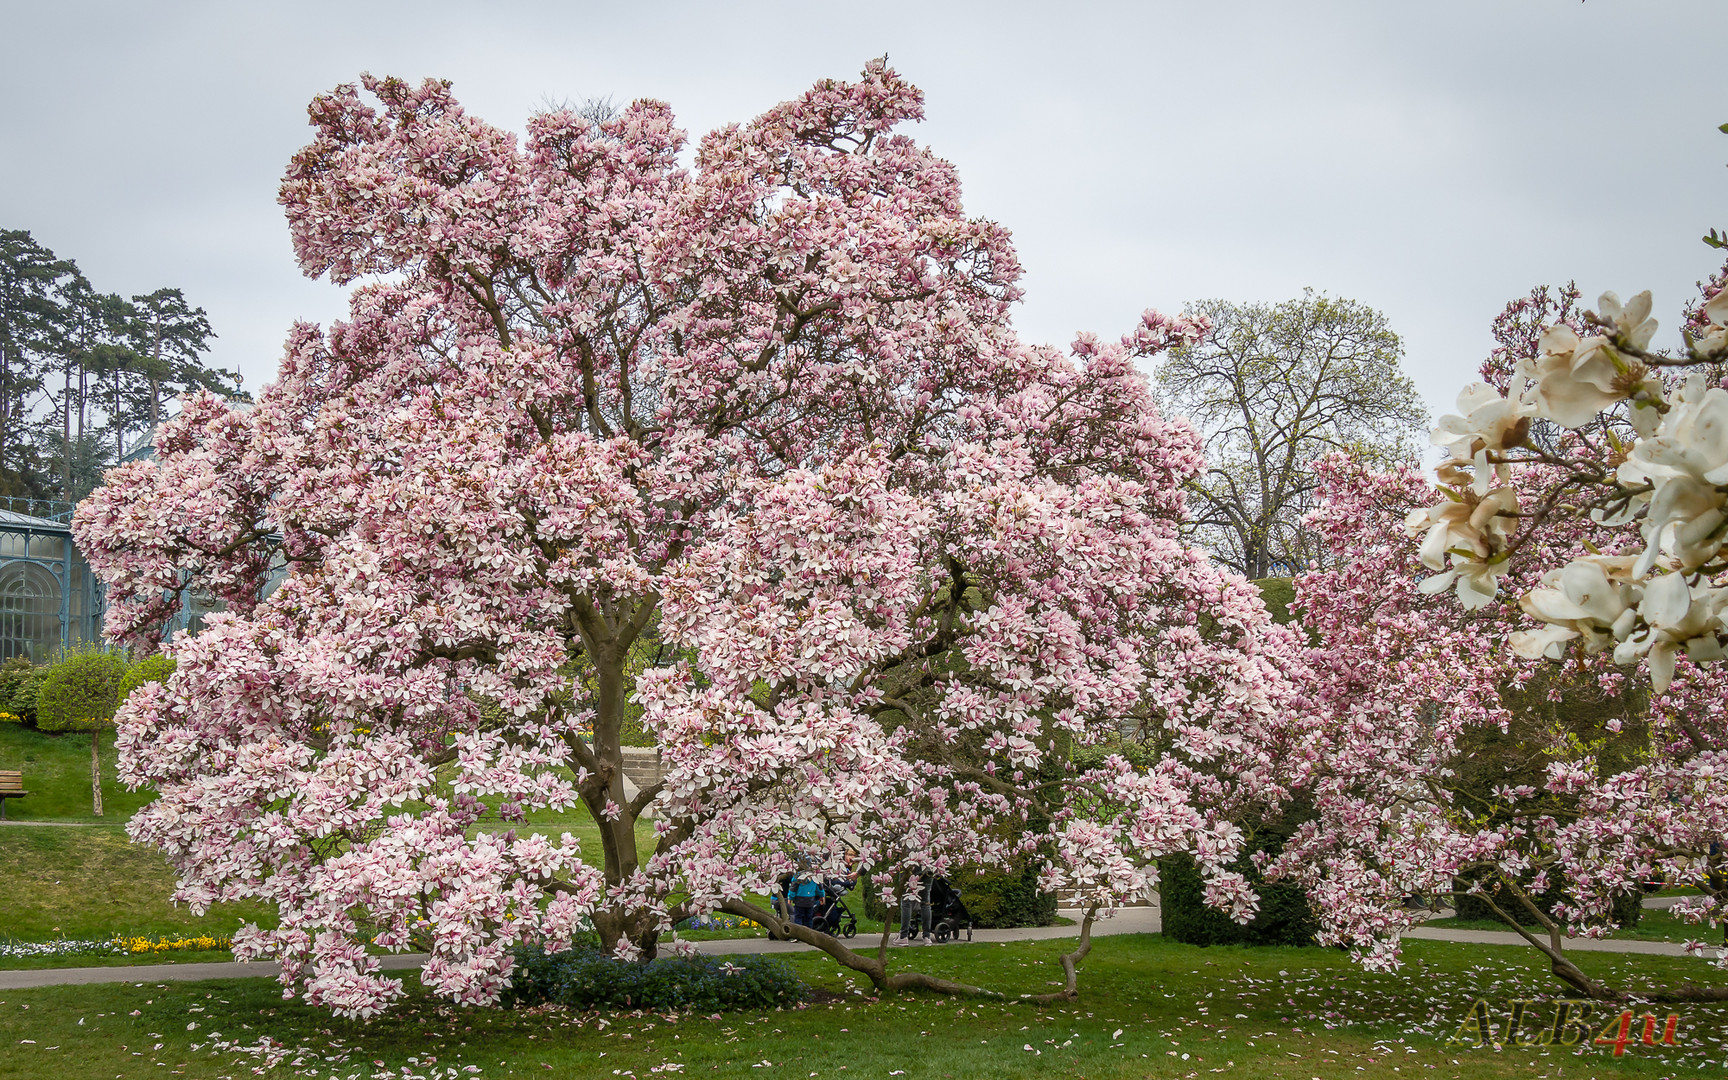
<box><xmin>76</xmin><ymin>64</ymin><xmax>1307</xmax><ymax>1014</ymax></box>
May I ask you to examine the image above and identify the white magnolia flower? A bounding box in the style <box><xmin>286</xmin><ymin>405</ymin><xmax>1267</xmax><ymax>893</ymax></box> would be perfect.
<box><xmin>1510</xmin><ymin>556</ymin><xmax>1640</xmax><ymax>659</ymax></box>
<box><xmin>1704</xmin><ymin>288</ymin><xmax>1728</xmax><ymax>328</ymax></box>
<box><xmin>1598</xmin><ymin>290</ymin><xmax>1659</xmax><ymax>351</ymax></box>
<box><xmin>1406</xmin><ymin>486</ymin><xmax>1519</xmax><ymax>610</ymax></box>
<box><xmin>1405</xmin><ymin>486</ymin><xmax>1518</xmax><ymax>570</ymax></box>
<box><xmin>1617</xmin><ymin>376</ymin><xmax>1728</xmax><ymax>575</ymax></box>
<box><xmin>1430</xmin><ymin>383</ymin><xmax>1537</xmax><ymax>495</ymax></box>
<box><xmin>1696</xmin><ymin>289</ymin><xmax>1728</xmax><ymax>358</ymax></box>
<box><xmin>1612</xmin><ymin>571</ymin><xmax>1728</xmax><ymax>692</ymax></box>
<box><xmin>1432</xmin><ymin>383</ymin><xmax>1535</xmax><ymax>452</ymax></box>
<box><xmin>1515</xmin><ymin>324</ymin><xmax>1631</xmax><ymax>429</ymax></box>
<box><xmin>1418</xmin><ymin>557</ymin><xmax>1508</xmax><ymax>611</ymax></box>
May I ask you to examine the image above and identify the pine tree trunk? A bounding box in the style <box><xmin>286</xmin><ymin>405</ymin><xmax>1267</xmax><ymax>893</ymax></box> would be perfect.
<box><xmin>90</xmin><ymin>729</ymin><xmax>103</xmax><ymax>817</ymax></box>
<box><xmin>0</xmin><ymin>337</ymin><xmax>9</xmax><ymax>477</ymax></box>
<box><xmin>150</xmin><ymin>320</ymin><xmax>162</xmax><ymax>430</ymax></box>
<box><xmin>62</xmin><ymin>364</ymin><xmax>72</xmax><ymax>501</ymax></box>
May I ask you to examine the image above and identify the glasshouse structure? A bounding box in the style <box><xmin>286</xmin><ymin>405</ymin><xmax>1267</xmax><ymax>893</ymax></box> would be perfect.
<box><xmin>0</xmin><ymin>499</ymin><xmax>105</xmax><ymax>662</ymax></box>
<box><xmin>0</xmin><ymin>423</ymin><xmax>212</xmax><ymax>661</ymax></box>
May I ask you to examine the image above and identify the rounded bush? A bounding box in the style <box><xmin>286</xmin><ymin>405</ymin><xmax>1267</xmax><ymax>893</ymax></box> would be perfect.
<box><xmin>36</xmin><ymin>651</ymin><xmax>128</xmax><ymax>733</ymax></box>
<box><xmin>960</xmin><ymin>865</ymin><xmax>1057</xmax><ymax>929</ymax></box>
<box><xmin>119</xmin><ymin>653</ymin><xmax>177</xmax><ymax>702</ymax></box>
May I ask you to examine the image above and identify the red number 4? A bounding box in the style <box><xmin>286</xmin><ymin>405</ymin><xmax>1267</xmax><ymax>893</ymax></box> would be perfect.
<box><xmin>1594</xmin><ymin>1011</ymin><xmax>1681</xmax><ymax>1056</ymax></box>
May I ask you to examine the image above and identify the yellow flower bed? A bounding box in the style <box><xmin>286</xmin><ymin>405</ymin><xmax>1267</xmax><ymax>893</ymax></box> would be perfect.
<box><xmin>110</xmin><ymin>934</ymin><xmax>234</xmax><ymax>954</ymax></box>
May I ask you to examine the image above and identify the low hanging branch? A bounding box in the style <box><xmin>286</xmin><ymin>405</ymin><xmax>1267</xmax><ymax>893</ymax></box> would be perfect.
<box><xmin>715</xmin><ymin>898</ymin><xmax>1100</xmax><ymax>1003</ymax></box>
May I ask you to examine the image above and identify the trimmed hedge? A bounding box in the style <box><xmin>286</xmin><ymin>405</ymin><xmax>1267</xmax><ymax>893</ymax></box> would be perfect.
<box><xmin>1158</xmin><ymin>802</ymin><xmax>1318</xmax><ymax>947</ymax></box>
<box><xmin>1158</xmin><ymin>851</ymin><xmax>1318</xmax><ymax>947</ymax></box>
<box><xmin>1251</xmin><ymin>577</ymin><xmax>1297</xmax><ymax>625</ymax></box>
<box><xmin>503</xmin><ymin>946</ymin><xmax>808</xmax><ymax>1012</ymax></box>
<box><xmin>961</xmin><ymin>865</ymin><xmax>1057</xmax><ymax>929</ymax></box>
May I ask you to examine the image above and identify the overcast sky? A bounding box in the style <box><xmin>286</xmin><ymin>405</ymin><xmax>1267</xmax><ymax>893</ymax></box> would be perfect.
<box><xmin>4</xmin><ymin>0</ymin><xmax>1725</xmax><ymax>421</ymax></box>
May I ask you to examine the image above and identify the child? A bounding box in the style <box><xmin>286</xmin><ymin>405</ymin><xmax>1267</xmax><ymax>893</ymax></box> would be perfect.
<box><xmin>791</xmin><ymin>870</ymin><xmax>826</xmax><ymax>928</ymax></box>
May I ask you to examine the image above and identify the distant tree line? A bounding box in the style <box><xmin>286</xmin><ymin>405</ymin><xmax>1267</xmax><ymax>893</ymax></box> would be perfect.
<box><xmin>0</xmin><ymin>229</ymin><xmax>243</xmax><ymax>502</ymax></box>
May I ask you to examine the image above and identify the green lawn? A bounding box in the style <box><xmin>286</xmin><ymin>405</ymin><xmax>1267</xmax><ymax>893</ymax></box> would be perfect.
<box><xmin>0</xmin><ymin>800</ymin><xmax>714</xmax><ymax>967</ymax></box>
<box><xmin>0</xmin><ymin>826</ymin><xmax>276</xmax><ymax>966</ymax></box>
<box><xmin>0</xmin><ymin>934</ymin><xmax>1724</xmax><ymax>1079</ymax></box>
<box><xmin>0</xmin><ymin>724</ymin><xmax>152</xmax><ymax>823</ymax></box>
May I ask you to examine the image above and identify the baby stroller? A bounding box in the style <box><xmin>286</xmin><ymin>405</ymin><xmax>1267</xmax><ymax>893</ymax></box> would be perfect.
<box><xmin>899</xmin><ymin>875</ymin><xmax>972</xmax><ymax>943</ymax></box>
<box><xmin>927</xmin><ymin>876</ymin><xmax>972</xmax><ymax>943</ymax></box>
<box><xmin>813</xmin><ymin>877</ymin><xmax>859</xmax><ymax>938</ymax></box>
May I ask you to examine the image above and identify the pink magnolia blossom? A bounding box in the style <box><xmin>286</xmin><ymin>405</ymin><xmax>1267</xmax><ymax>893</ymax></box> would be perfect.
<box><xmin>78</xmin><ymin>64</ymin><xmax>1305</xmax><ymax>1015</ymax></box>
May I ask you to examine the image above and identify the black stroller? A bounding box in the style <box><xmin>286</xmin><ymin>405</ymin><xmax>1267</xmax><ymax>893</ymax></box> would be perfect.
<box><xmin>927</xmin><ymin>876</ymin><xmax>971</xmax><ymax>943</ymax></box>
<box><xmin>899</xmin><ymin>875</ymin><xmax>972</xmax><ymax>943</ymax></box>
<box><xmin>814</xmin><ymin>878</ymin><xmax>860</xmax><ymax>938</ymax></box>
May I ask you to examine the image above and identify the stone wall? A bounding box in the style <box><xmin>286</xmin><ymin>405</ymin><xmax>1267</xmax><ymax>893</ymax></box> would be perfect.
<box><xmin>619</xmin><ymin>746</ymin><xmax>663</xmax><ymax>788</ymax></box>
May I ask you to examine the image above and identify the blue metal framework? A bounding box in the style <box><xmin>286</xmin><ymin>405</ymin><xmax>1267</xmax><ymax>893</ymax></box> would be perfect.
<box><xmin>0</xmin><ymin>503</ymin><xmax>103</xmax><ymax>661</ymax></box>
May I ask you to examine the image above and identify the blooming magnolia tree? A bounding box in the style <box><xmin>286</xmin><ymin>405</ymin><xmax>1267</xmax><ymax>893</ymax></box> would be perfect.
<box><xmin>1271</xmin><ymin>272</ymin><xmax>1728</xmax><ymax>1002</ymax></box>
<box><xmin>76</xmin><ymin>65</ymin><xmax>1305</xmax><ymax>1016</ymax></box>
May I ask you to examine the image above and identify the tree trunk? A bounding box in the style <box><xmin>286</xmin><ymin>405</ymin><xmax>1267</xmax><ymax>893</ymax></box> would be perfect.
<box><xmin>90</xmin><ymin>728</ymin><xmax>103</xmax><ymax>817</ymax></box>
<box><xmin>585</xmin><ymin>638</ymin><xmax>653</xmax><ymax>957</ymax></box>
<box><xmin>62</xmin><ymin>363</ymin><xmax>72</xmax><ymax>501</ymax></box>
<box><xmin>0</xmin><ymin>336</ymin><xmax>10</xmax><ymax>477</ymax></box>
<box><xmin>149</xmin><ymin>322</ymin><xmax>161</xmax><ymax>434</ymax></box>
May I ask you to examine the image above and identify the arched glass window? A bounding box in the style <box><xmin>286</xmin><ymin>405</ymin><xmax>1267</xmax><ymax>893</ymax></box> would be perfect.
<box><xmin>0</xmin><ymin>561</ymin><xmax>62</xmax><ymax>662</ymax></box>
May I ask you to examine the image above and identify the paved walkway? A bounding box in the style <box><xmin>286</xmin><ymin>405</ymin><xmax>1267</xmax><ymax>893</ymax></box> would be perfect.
<box><xmin>691</xmin><ymin>906</ymin><xmax>1160</xmax><ymax>956</ymax></box>
<box><xmin>2</xmin><ymin>902</ymin><xmax>1712</xmax><ymax>990</ymax></box>
<box><xmin>1400</xmin><ymin>926</ymin><xmax>1692</xmax><ymax>956</ymax></box>
<box><xmin>0</xmin><ymin>820</ymin><xmax>107</xmax><ymax>826</ymax></box>
<box><xmin>0</xmin><ymin>909</ymin><xmax>1159</xmax><ymax>990</ymax></box>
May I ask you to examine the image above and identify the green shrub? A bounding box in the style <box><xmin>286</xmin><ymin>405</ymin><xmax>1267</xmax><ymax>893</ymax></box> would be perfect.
<box><xmin>960</xmin><ymin>865</ymin><xmax>1057</xmax><ymax>929</ymax></box>
<box><xmin>119</xmin><ymin>653</ymin><xmax>176</xmax><ymax>702</ymax></box>
<box><xmin>502</xmin><ymin>946</ymin><xmax>808</xmax><ymax>1012</ymax></box>
<box><xmin>36</xmin><ymin>651</ymin><xmax>128</xmax><ymax>733</ymax></box>
<box><xmin>1158</xmin><ymin>803</ymin><xmax>1318</xmax><ymax>948</ymax></box>
<box><xmin>0</xmin><ymin>657</ymin><xmax>32</xmax><ymax>723</ymax></box>
<box><xmin>3</xmin><ymin>662</ymin><xmax>50</xmax><ymax>727</ymax></box>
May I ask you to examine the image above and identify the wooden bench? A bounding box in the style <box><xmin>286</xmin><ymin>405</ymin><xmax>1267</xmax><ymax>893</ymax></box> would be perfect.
<box><xmin>0</xmin><ymin>770</ymin><xmax>26</xmax><ymax>819</ymax></box>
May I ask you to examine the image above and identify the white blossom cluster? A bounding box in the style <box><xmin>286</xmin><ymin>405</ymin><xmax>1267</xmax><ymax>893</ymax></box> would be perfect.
<box><xmin>1408</xmin><ymin>289</ymin><xmax>1728</xmax><ymax>690</ymax></box>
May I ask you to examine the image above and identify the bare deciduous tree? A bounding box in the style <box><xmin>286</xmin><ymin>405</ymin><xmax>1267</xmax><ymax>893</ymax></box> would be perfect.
<box><xmin>1157</xmin><ymin>291</ymin><xmax>1428</xmax><ymax>579</ymax></box>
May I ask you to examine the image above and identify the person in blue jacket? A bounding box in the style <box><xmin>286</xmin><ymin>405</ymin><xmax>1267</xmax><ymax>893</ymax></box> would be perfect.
<box><xmin>791</xmin><ymin>865</ymin><xmax>827</xmax><ymax>928</ymax></box>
